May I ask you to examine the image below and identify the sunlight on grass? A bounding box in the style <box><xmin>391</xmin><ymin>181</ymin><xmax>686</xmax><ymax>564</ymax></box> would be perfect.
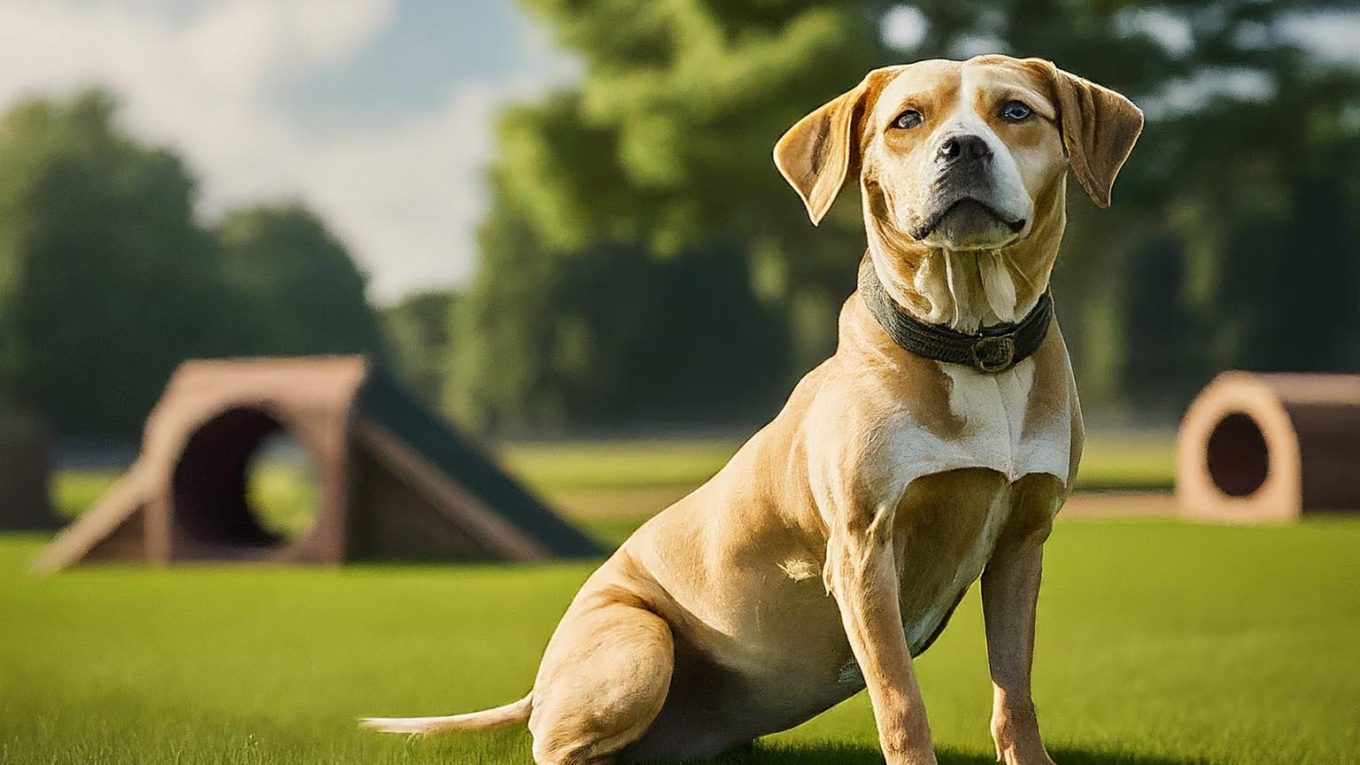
<box><xmin>496</xmin><ymin>430</ymin><xmax>1176</xmax><ymax>494</ymax></box>
<box><xmin>54</xmin><ymin>432</ymin><xmax>1178</xmax><ymax>548</ymax></box>
<box><xmin>56</xmin><ymin>463</ymin><xmax>316</xmax><ymax>538</ymax></box>
<box><xmin>3</xmin><ymin>519</ymin><xmax>1358</xmax><ymax>764</ymax></box>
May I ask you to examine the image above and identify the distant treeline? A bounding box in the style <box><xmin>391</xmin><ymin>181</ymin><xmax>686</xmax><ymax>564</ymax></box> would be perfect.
<box><xmin>0</xmin><ymin>92</ymin><xmax>384</xmax><ymax>436</ymax></box>
<box><xmin>5</xmin><ymin>1</ymin><xmax>1360</xmax><ymax>439</ymax></box>
<box><xmin>439</xmin><ymin>0</ymin><xmax>1360</xmax><ymax>433</ymax></box>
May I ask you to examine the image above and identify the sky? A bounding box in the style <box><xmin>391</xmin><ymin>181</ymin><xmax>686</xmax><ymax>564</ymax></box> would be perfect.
<box><xmin>0</xmin><ymin>0</ymin><xmax>577</xmax><ymax>304</ymax></box>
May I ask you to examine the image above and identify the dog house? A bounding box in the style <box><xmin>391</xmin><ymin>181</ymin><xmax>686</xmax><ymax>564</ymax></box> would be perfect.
<box><xmin>1176</xmin><ymin>371</ymin><xmax>1360</xmax><ymax>523</ymax></box>
<box><xmin>35</xmin><ymin>357</ymin><xmax>601</xmax><ymax>572</ymax></box>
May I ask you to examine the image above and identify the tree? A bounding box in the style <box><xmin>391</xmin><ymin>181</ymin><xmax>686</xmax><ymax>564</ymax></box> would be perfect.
<box><xmin>448</xmin><ymin>178</ymin><xmax>789</xmax><ymax>434</ymax></box>
<box><xmin>447</xmin><ymin>3</ymin><xmax>893</xmax><ymax>432</ymax></box>
<box><xmin>500</xmin><ymin>2</ymin><xmax>891</xmax><ymax>368</ymax></box>
<box><xmin>0</xmin><ymin>91</ymin><xmax>235</xmax><ymax>436</ymax></box>
<box><xmin>384</xmin><ymin>290</ymin><xmax>458</xmax><ymax>406</ymax></box>
<box><xmin>441</xmin><ymin>1</ymin><xmax>1360</xmax><ymax>432</ymax></box>
<box><xmin>0</xmin><ymin>92</ymin><xmax>389</xmax><ymax>437</ymax></box>
<box><xmin>485</xmin><ymin>0</ymin><xmax>1360</xmax><ymax>423</ymax></box>
<box><xmin>214</xmin><ymin>203</ymin><xmax>385</xmax><ymax>360</ymax></box>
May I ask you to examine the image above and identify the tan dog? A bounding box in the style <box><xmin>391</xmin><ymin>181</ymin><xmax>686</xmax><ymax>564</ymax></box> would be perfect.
<box><xmin>362</xmin><ymin>55</ymin><xmax>1142</xmax><ymax>765</ymax></box>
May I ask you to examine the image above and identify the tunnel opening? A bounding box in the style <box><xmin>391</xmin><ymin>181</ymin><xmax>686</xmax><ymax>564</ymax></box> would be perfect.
<box><xmin>1205</xmin><ymin>411</ymin><xmax>1270</xmax><ymax>498</ymax></box>
<box><xmin>246</xmin><ymin>432</ymin><xmax>320</xmax><ymax>540</ymax></box>
<box><xmin>171</xmin><ymin>407</ymin><xmax>318</xmax><ymax>549</ymax></box>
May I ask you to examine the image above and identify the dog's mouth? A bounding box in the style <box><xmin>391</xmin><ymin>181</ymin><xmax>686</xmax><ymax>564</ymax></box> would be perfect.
<box><xmin>910</xmin><ymin>198</ymin><xmax>1026</xmax><ymax>242</ymax></box>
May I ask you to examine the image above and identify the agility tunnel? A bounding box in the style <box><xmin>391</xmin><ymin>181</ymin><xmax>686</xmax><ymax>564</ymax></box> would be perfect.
<box><xmin>1177</xmin><ymin>371</ymin><xmax>1360</xmax><ymax>523</ymax></box>
<box><xmin>35</xmin><ymin>357</ymin><xmax>601</xmax><ymax>572</ymax></box>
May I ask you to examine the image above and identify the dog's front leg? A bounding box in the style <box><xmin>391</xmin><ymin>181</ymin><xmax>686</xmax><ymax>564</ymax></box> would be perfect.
<box><xmin>982</xmin><ymin>530</ymin><xmax>1058</xmax><ymax>765</ymax></box>
<box><xmin>825</xmin><ymin>502</ymin><xmax>937</xmax><ymax>765</ymax></box>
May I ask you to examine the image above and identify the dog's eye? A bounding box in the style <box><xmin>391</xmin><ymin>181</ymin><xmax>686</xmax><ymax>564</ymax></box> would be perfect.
<box><xmin>1000</xmin><ymin>100</ymin><xmax>1033</xmax><ymax>122</ymax></box>
<box><xmin>892</xmin><ymin>109</ymin><xmax>923</xmax><ymax>129</ymax></box>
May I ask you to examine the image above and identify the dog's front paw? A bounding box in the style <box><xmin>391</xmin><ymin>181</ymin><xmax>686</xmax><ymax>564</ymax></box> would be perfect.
<box><xmin>879</xmin><ymin>738</ymin><xmax>939</xmax><ymax>765</ymax></box>
<box><xmin>991</xmin><ymin>709</ymin><xmax>1056</xmax><ymax>765</ymax></box>
<box><xmin>883</xmin><ymin>748</ymin><xmax>939</xmax><ymax>765</ymax></box>
<box><xmin>993</xmin><ymin>741</ymin><xmax>1056</xmax><ymax>765</ymax></box>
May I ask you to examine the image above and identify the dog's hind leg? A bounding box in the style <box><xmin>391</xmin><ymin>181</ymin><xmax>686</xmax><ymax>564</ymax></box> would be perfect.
<box><xmin>528</xmin><ymin>591</ymin><xmax>674</xmax><ymax>765</ymax></box>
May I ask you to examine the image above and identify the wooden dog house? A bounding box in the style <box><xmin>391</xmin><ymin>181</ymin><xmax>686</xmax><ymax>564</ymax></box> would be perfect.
<box><xmin>35</xmin><ymin>357</ymin><xmax>601</xmax><ymax>572</ymax></box>
<box><xmin>1176</xmin><ymin>371</ymin><xmax>1360</xmax><ymax>523</ymax></box>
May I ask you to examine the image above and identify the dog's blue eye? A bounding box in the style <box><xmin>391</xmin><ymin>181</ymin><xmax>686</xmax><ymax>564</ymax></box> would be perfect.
<box><xmin>1001</xmin><ymin>100</ymin><xmax>1033</xmax><ymax>122</ymax></box>
<box><xmin>892</xmin><ymin>110</ymin><xmax>923</xmax><ymax>129</ymax></box>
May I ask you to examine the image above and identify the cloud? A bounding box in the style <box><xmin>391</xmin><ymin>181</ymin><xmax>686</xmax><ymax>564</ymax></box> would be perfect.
<box><xmin>0</xmin><ymin>0</ymin><xmax>565</xmax><ymax>303</ymax></box>
<box><xmin>297</xmin><ymin>83</ymin><xmax>504</xmax><ymax>299</ymax></box>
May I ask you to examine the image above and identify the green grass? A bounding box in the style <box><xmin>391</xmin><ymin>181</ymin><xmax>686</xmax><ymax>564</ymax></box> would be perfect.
<box><xmin>496</xmin><ymin>431</ymin><xmax>1177</xmax><ymax>494</ymax></box>
<box><xmin>53</xmin><ymin>463</ymin><xmax>319</xmax><ymax>538</ymax></box>
<box><xmin>53</xmin><ymin>468</ymin><xmax>120</xmax><ymax>519</ymax></box>
<box><xmin>497</xmin><ymin>439</ymin><xmax>744</xmax><ymax>492</ymax></box>
<box><xmin>3</xmin><ymin>518</ymin><xmax>1358</xmax><ymax>764</ymax></box>
<box><xmin>53</xmin><ymin>431</ymin><xmax>1177</xmax><ymax>534</ymax></box>
<box><xmin>32</xmin><ymin>434</ymin><xmax>1346</xmax><ymax>763</ymax></box>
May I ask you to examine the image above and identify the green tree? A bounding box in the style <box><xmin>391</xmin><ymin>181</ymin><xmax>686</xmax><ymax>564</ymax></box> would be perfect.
<box><xmin>383</xmin><ymin>289</ymin><xmax>458</xmax><ymax>406</ymax></box>
<box><xmin>448</xmin><ymin>178</ymin><xmax>789</xmax><ymax>434</ymax></box>
<box><xmin>214</xmin><ymin>203</ymin><xmax>386</xmax><ymax>360</ymax></box>
<box><xmin>457</xmin><ymin>0</ymin><xmax>1360</xmax><ymax>430</ymax></box>
<box><xmin>0</xmin><ymin>92</ymin><xmax>390</xmax><ymax>436</ymax></box>
<box><xmin>501</xmin><ymin>2</ymin><xmax>890</xmax><ymax>368</ymax></box>
<box><xmin>451</xmin><ymin>2</ymin><xmax>889</xmax><ymax>431</ymax></box>
<box><xmin>0</xmin><ymin>91</ymin><xmax>234</xmax><ymax>436</ymax></box>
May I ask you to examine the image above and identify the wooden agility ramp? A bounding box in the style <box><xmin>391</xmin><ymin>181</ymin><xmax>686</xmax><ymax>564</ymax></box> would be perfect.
<box><xmin>1177</xmin><ymin>371</ymin><xmax>1360</xmax><ymax>523</ymax></box>
<box><xmin>35</xmin><ymin>357</ymin><xmax>601</xmax><ymax>572</ymax></box>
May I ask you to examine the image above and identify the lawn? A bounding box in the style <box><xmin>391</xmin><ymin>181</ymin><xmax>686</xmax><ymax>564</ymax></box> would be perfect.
<box><xmin>3</xmin><ymin>517</ymin><xmax>1358</xmax><ymax>765</ymax></box>
<box><xmin>499</xmin><ymin>430</ymin><xmax>1177</xmax><ymax>494</ymax></box>
<box><xmin>53</xmin><ymin>431</ymin><xmax>1177</xmax><ymax>532</ymax></box>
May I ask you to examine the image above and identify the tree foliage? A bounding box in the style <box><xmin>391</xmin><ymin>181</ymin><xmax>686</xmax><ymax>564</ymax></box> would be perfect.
<box><xmin>0</xmin><ymin>91</ymin><xmax>386</xmax><ymax>436</ymax></box>
<box><xmin>450</xmin><ymin>0</ymin><xmax>1360</xmax><ymax>430</ymax></box>
<box><xmin>384</xmin><ymin>289</ymin><xmax>458</xmax><ymax>406</ymax></box>
<box><xmin>215</xmin><ymin>204</ymin><xmax>385</xmax><ymax>359</ymax></box>
<box><xmin>0</xmin><ymin>92</ymin><xmax>234</xmax><ymax>435</ymax></box>
<box><xmin>448</xmin><ymin>177</ymin><xmax>789</xmax><ymax>434</ymax></box>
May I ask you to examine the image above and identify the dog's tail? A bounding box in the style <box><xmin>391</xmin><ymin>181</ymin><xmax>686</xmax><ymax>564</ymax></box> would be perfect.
<box><xmin>359</xmin><ymin>694</ymin><xmax>531</xmax><ymax>736</ymax></box>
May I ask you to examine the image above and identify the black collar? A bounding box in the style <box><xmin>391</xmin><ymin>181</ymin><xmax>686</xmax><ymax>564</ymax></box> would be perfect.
<box><xmin>858</xmin><ymin>257</ymin><xmax>1053</xmax><ymax>373</ymax></box>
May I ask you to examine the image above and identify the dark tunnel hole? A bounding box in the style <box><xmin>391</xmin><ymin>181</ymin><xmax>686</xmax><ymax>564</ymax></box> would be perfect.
<box><xmin>1205</xmin><ymin>411</ymin><xmax>1270</xmax><ymax>498</ymax></box>
<box><xmin>171</xmin><ymin>407</ymin><xmax>318</xmax><ymax>549</ymax></box>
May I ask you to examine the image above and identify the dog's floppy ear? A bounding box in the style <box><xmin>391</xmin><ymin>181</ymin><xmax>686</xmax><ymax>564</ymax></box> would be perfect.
<box><xmin>774</xmin><ymin>76</ymin><xmax>873</xmax><ymax>225</ymax></box>
<box><xmin>1031</xmin><ymin>60</ymin><xmax>1144</xmax><ymax>208</ymax></box>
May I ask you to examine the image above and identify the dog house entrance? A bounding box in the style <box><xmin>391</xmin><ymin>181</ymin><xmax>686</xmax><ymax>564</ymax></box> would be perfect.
<box><xmin>1205</xmin><ymin>412</ymin><xmax>1269</xmax><ymax>498</ymax></box>
<box><xmin>171</xmin><ymin>407</ymin><xmax>319</xmax><ymax>549</ymax></box>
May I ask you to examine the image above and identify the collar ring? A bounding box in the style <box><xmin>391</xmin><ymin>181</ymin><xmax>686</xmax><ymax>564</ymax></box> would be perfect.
<box><xmin>970</xmin><ymin>335</ymin><xmax>1017</xmax><ymax>373</ymax></box>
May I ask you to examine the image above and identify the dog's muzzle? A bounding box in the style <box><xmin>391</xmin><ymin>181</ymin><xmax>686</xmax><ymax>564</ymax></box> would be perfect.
<box><xmin>909</xmin><ymin>133</ymin><xmax>1026</xmax><ymax>243</ymax></box>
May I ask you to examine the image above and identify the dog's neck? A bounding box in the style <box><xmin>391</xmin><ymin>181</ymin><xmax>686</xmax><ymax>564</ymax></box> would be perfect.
<box><xmin>861</xmin><ymin>182</ymin><xmax>1066</xmax><ymax>334</ymax></box>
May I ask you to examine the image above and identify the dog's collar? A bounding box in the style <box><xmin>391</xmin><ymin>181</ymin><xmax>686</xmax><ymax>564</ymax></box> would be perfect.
<box><xmin>857</xmin><ymin>257</ymin><xmax>1053</xmax><ymax>374</ymax></box>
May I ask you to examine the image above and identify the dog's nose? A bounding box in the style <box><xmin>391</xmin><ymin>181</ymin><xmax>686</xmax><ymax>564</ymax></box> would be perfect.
<box><xmin>937</xmin><ymin>134</ymin><xmax>991</xmax><ymax>164</ymax></box>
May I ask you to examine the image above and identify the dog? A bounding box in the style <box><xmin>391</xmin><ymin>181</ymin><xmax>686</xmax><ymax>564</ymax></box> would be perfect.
<box><xmin>361</xmin><ymin>54</ymin><xmax>1142</xmax><ymax>765</ymax></box>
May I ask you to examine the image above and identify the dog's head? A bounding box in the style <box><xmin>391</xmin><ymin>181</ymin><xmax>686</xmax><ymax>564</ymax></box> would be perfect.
<box><xmin>775</xmin><ymin>56</ymin><xmax>1142</xmax><ymax>311</ymax></box>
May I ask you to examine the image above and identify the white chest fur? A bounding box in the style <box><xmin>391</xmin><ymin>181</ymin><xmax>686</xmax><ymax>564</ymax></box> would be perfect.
<box><xmin>885</xmin><ymin>357</ymin><xmax>1074</xmax><ymax>497</ymax></box>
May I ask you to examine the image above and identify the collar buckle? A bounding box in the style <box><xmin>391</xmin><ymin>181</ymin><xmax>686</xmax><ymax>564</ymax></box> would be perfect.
<box><xmin>970</xmin><ymin>335</ymin><xmax>1017</xmax><ymax>373</ymax></box>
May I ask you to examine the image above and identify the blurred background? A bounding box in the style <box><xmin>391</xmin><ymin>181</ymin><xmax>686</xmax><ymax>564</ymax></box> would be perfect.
<box><xmin>1</xmin><ymin>0</ymin><xmax>1356</xmax><ymax>447</ymax></box>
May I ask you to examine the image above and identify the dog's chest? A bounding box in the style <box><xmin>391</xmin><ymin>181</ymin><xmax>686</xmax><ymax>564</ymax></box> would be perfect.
<box><xmin>892</xmin><ymin>469</ymin><xmax>1017</xmax><ymax>654</ymax></box>
<box><xmin>880</xmin><ymin>360</ymin><xmax>1073</xmax><ymax>654</ymax></box>
<box><xmin>884</xmin><ymin>359</ymin><xmax>1073</xmax><ymax>492</ymax></box>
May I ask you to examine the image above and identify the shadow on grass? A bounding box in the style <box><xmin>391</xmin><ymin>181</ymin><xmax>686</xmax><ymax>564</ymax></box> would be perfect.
<box><xmin>701</xmin><ymin>742</ymin><xmax>1205</xmax><ymax>765</ymax></box>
